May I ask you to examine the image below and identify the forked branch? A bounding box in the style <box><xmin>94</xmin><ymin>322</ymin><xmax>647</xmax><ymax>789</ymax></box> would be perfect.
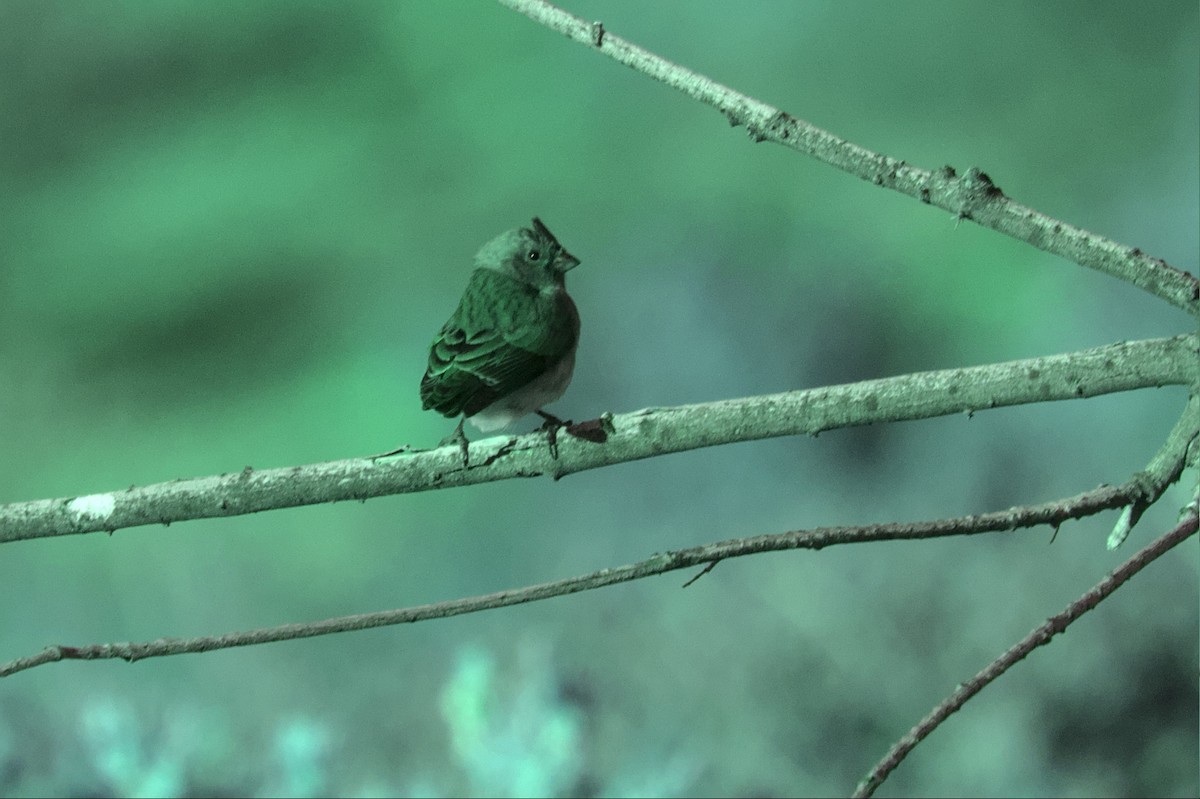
<box><xmin>854</xmin><ymin>506</ymin><xmax>1200</xmax><ymax>798</ymax></box>
<box><xmin>2</xmin><ymin>395</ymin><xmax>1194</xmax><ymax>679</ymax></box>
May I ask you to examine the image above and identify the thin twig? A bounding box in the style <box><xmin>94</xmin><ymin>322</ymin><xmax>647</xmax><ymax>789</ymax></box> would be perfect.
<box><xmin>682</xmin><ymin>560</ymin><xmax>719</xmax><ymax>588</ymax></box>
<box><xmin>2</xmin><ymin>336</ymin><xmax>1194</xmax><ymax>545</ymax></box>
<box><xmin>3</xmin><ymin>421</ymin><xmax>1193</xmax><ymax>680</ymax></box>
<box><xmin>496</xmin><ymin>0</ymin><xmax>1199</xmax><ymax>316</ymax></box>
<box><xmin>852</xmin><ymin>508</ymin><xmax>1200</xmax><ymax>798</ymax></box>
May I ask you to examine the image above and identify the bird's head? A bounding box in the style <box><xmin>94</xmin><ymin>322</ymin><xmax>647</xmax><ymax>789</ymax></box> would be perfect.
<box><xmin>475</xmin><ymin>217</ymin><xmax>580</xmax><ymax>290</ymax></box>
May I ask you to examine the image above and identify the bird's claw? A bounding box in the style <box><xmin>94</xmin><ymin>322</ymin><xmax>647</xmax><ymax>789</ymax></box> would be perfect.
<box><xmin>437</xmin><ymin>418</ymin><xmax>470</xmax><ymax>468</ymax></box>
<box><xmin>535</xmin><ymin>410</ymin><xmax>572</xmax><ymax>460</ymax></box>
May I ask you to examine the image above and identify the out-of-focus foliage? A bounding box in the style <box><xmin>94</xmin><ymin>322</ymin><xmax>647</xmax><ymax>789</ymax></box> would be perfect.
<box><xmin>0</xmin><ymin>1</ymin><xmax>1196</xmax><ymax>796</ymax></box>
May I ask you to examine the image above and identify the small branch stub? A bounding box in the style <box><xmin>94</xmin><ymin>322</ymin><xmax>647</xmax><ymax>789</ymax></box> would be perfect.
<box><xmin>1107</xmin><ymin>504</ymin><xmax>1137</xmax><ymax>550</ymax></box>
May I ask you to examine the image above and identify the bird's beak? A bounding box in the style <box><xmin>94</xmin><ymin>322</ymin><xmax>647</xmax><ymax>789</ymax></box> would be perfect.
<box><xmin>555</xmin><ymin>249</ymin><xmax>580</xmax><ymax>272</ymax></box>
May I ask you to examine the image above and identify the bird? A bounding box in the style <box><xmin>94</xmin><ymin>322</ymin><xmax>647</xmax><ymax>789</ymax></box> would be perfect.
<box><xmin>419</xmin><ymin>217</ymin><xmax>581</xmax><ymax>464</ymax></box>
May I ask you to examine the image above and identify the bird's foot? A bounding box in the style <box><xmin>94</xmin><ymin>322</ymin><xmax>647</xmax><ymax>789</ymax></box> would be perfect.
<box><xmin>535</xmin><ymin>410</ymin><xmax>571</xmax><ymax>427</ymax></box>
<box><xmin>535</xmin><ymin>410</ymin><xmax>573</xmax><ymax>460</ymax></box>
<box><xmin>437</xmin><ymin>418</ymin><xmax>470</xmax><ymax>468</ymax></box>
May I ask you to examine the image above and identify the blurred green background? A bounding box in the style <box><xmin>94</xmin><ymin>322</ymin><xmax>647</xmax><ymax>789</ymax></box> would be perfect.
<box><xmin>1</xmin><ymin>1</ymin><xmax>1197</xmax><ymax>796</ymax></box>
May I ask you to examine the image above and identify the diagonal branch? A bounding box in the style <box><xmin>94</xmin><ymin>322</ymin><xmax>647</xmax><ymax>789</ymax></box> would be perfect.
<box><xmin>2</xmin><ymin>404</ymin><xmax>1193</xmax><ymax>680</ymax></box>
<box><xmin>497</xmin><ymin>0</ymin><xmax>1200</xmax><ymax>316</ymax></box>
<box><xmin>852</xmin><ymin>507</ymin><xmax>1200</xmax><ymax>798</ymax></box>
<box><xmin>1108</xmin><ymin>390</ymin><xmax>1200</xmax><ymax>548</ymax></box>
<box><xmin>1</xmin><ymin>336</ymin><xmax>1195</xmax><ymax>544</ymax></box>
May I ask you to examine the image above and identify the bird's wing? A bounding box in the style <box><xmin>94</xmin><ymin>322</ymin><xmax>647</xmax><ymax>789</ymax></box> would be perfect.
<box><xmin>420</xmin><ymin>270</ymin><xmax>576</xmax><ymax>418</ymax></box>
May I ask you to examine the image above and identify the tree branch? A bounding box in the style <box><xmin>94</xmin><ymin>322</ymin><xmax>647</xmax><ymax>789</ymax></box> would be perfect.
<box><xmin>1108</xmin><ymin>389</ymin><xmax>1200</xmax><ymax>548</ymax></box>
<box><xmin>497</xmin><ymin>0</ymin><xmax>1200</xmax><ymax>317</ymax></box>
<box><xmin>853</xmin><ymin>507</ymin><xmax>1200</xmax><ymax>798</ymax></box>
<box><xmin>2</xmin><ymin>400</ymin><xmax>1193</xmax><ymax>680</ymax></box>
<box><xmin>1</xmin><ymin>336</ymin><xmax>1194</xmax><ymax>545</ymax></box>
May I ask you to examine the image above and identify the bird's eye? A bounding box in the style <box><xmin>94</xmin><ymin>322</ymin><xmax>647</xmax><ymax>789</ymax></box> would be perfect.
<box><xmin>527</xmin><ymin>249</ymin><xmax>540</xmax><ymax>261</ymax></box>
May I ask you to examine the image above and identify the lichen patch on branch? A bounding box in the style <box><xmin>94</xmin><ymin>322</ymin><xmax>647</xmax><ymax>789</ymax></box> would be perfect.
<box><xmin>66</xmin><ymin>494</ymin><xmax>116</xmax><ymax>522</ymax></box>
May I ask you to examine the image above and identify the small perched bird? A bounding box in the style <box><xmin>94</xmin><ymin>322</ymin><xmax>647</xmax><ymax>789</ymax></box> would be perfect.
<box><xmin>419</xmin><ymin>217</ymin><xmax>581</xmax><ymax>462</ymax></box>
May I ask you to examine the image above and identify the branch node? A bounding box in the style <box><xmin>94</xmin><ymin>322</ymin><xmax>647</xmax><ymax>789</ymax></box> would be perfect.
<box><xmin>590</xmin><ymin>20</ymin><xmax>604</xmax><ymax>47</ymax></box>
<box><xmin>765</xmin><ymin>110</ymin><xmax>796</xmax><ymax>140</ymax></box>
<box><xmin>682</xmin><ymin>559</ymin><xmax>720</xmax><ymax>587</ymax></box>
<box><xmin>963</xmin><ymin>166</ymin><xmax>1001</xmax><ymax>195</ymax></box>
<box><xmin>951</xmin><ymin>166</ymin><xmax>1005</xmax><ymax>219</ymax></box>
